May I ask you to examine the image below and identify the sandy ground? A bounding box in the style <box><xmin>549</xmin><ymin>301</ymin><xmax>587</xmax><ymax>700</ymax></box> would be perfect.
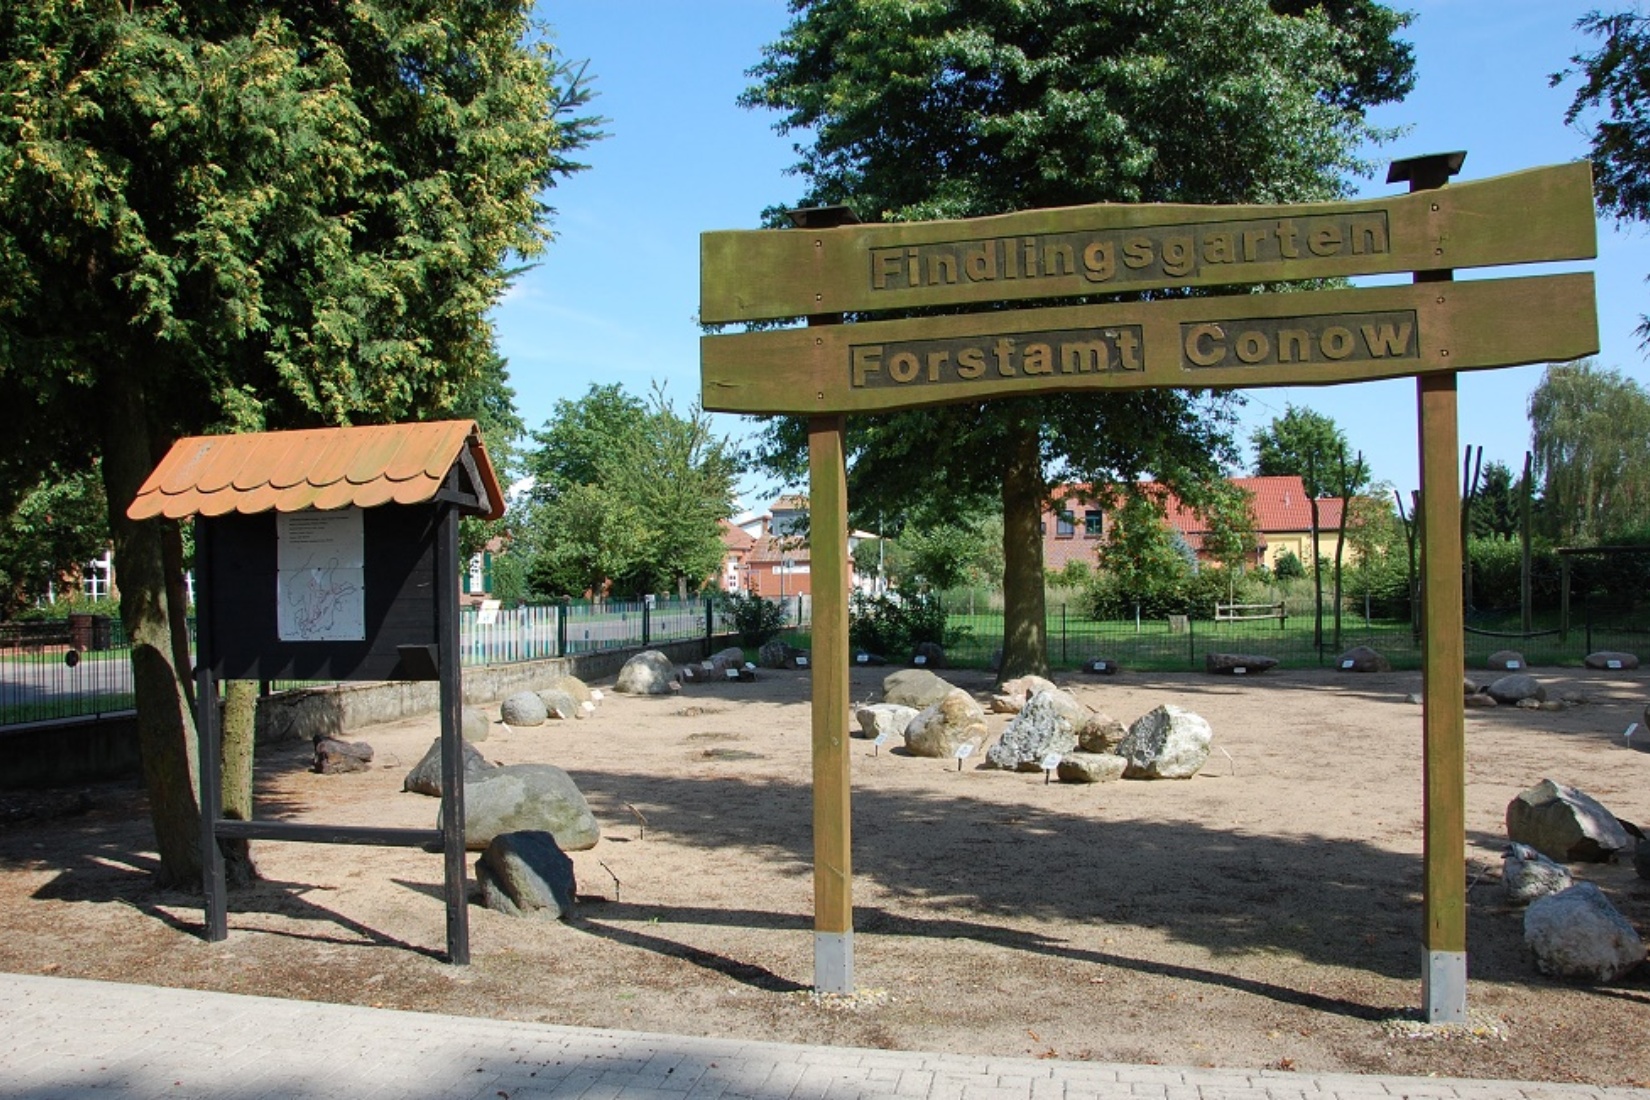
<box><xmin>1</xmin><ymin>664</ymin><xmax>1648</xmax><ymax>1086</ymax></box>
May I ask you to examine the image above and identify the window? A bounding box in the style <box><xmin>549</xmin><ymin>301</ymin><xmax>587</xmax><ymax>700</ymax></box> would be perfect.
<box><xmin>1084</xmin><ymin>510</ymin><xmax>1104</xmax><ymax>537</ymax></box>
<box><xmin>1055</xmin><ymin>511</ymin><xmax>1075</xmax><ymax>537</ymax></box>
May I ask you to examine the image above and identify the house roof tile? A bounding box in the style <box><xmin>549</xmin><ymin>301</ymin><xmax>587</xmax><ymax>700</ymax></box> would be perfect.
<box><xmin>127</xmin><ymin>420</ymin><xmax>504</xmax><ymax>522</ymax></box>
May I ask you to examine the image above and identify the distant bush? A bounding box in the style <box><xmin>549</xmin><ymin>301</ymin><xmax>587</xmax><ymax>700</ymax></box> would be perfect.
<box><xmin>720</xmin><ymin>590</ymin><xmax>787</xmax><ymax>647</ymax></box>
<box><xmin>849</xmin><ymin>590</ymin><xmax>963</xmax><ymax>656</ymax></box>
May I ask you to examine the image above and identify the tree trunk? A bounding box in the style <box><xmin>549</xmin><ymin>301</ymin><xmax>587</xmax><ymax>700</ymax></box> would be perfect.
<box><xmin>998</xmin><ymin>417</ymin><xmax>1049</xmax><ymax>682</ymax></box>
<box><xmin>99</xmin><ymin>367</ymin><xmax>201</xmax><ymax>888</ymax></box>
<box><xmin>219</xmin><ymin>680</ymin><xmax>260</xmax><ymax>888</ymax></box>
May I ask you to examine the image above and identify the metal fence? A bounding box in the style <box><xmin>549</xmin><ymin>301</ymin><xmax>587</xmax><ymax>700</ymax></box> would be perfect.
<box><xmin>931</xmin><ymin>601</ymin><xmax>1649</xmax><ymax>672</ymax></box>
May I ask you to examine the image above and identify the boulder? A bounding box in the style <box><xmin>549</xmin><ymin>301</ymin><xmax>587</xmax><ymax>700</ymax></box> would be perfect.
<box><xmin>475</xmin><ymin>831</ymin><xmax>577</xmax><ymax>920</ymax></box>
<box><xmin>758</xmin><ymin>640</ymin><xmax>808</xmax><ymax>669</ymax></box>
<box><xmin>855</xmin><ymin>703</ymin><xmax>918</xmax><ymax>740</ymax></box>
<box><xmin>1463</xmin><ymin>676</ymin><xmax>1481</xmax><ymax>695</ymax></box>
<box><xmin>882</xmin><ymin>668</ymin><xmax>953</xmax><ymax>709</ymax></box>
<box><xmin>1204</xmin><ymin>652</ymin><xmax>1278</xmax><ymax>675</ymax></box>
<box><xmin>708</xmin><ymin>646</ymin><xmax>747</xmax><ymax>672</ymax></box>
<box><xmin>1485</xmin><ymin>674</ymin><xmax>1545</xmax><ymax>705</ymax></box>
<box><xmin>536</xmin><ymin>689</ymin><xmax>579</xmax><ymax>720</ymax></box>
<box><xmin>1082</xmin><ymin>656</ymin><xmax>1120</xmax><ymax>675</ymax></box>
<box><xmin>1336</xmin><ymin>645</ymin><xmax>1392</xmax><ymax>673</ymax></box>
<box><xmin>1486</xmin><ymin>648</ymin><xmax>1526</xmax><ymax>671</ymax></box>
<box><xmin>545</xmin><ymin>675</ymin><xmax>594</xmax><ymax>706</ymax></box>
<box><xmin>1506</xmin><ymin>779</ymin><xmax>1631</xmax><ymax>863</ymax></box>
<box><xmin>500</xmin><ymin>691</ymin><xmax>548</xmax><ymax>726</ymax></box>
<box><xmin>1056</xmin><ymin>752</ymin><xmax>1127</xmax><ymax>784</ymax></box>
<box><xmin>1502</xmin><ymin>842</ymin><xmax>1573</xmax><ymax>905</ymax></box>
<box><xmin>1584</xmin><ymin>651</ymin><xmax>1640</xmax><ymax>671</ymax></box>
<box><xmin>1118</xmin><ymin>705</ymin><xmax>1212</xmax><ymax>779</ymax></box>
<box><xmin>1524</xmin><ymin>883</ymin><xmax>1645</xmax><ymax>982</ymax></box>
<box><xmin>403</xmin><ymin>737</ymin><xmax>495</xmax><ymax>797</ymax></box>
<box><xmin>903</xmin><ymin>688</ymin><xmax>988</xmax><ymax>758</ymax></box>
<box><xmin>1076</xmin><ymin>712</ymin><xmax>1128</xmax><ymax>753</ymax></box>
<box><xmin>313</xmin><ymin>737</ymin><xmax>373</xmax><ymax>774</ymax></box>
<box><xmin>986</xmin><ymin>688</ymin><xmax>1084</xmax><ymax>771</ymax></box>
<box><xmin>615</xmin><ymin>650</ymin><xmax>678</xmax><ymax>694</ymax></box>
<box><xmin>1463</xmin><ymin>692</ymin><xmax>1499</xmax><ymax>708</ymax></box>
<box><xmin>990</xmin><ymin>674</ymin><xmax>1058</xmax><ymax>714</ymax></box>
<box><xmin>911</xmin><ymin>641</ymin><xmax>947</xmax><ymax>669</ymax></box>
<box><xmin>1637</xmin><ymin>837</ymin><xmax>1650</xmax><ymax>882</ymax></box>
<box><xmin>450</xmin><ymin>764</ymin><xmax>601</xmax><ymax>852</ymax></box>
<box><xmin>462</xmin><ymin>707</ymin><xmax>491</xmax><ymax>743</ymax></box>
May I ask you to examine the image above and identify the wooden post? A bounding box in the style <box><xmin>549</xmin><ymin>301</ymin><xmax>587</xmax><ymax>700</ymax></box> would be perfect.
<box><xmin>436</xmin><ymin>504</ymin><xmax>470</xmax><ymax>965</ymax></box>
<box><xmin>789</xmin><ymin>203</ymin><xmax>860</xmax><ymax>995</ymax></box>
<box><xmin>194</xmin><ymin>518</ymin><xmax>228</xmax><ymax>942</ymax></box>
<box><xmin>1392</xmin><ymin>151</ymin><xmax>1468</xmax><ymax>1024</ymax></box>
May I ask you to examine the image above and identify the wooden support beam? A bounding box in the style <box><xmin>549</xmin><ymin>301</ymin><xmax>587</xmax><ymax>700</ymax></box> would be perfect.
<box><xmin>808</xmin><ymin>413</ymin><xmax>853</xmax><ymax>995</ymax></box>
<box><xmin>1398</xmin><ymin>151</ymin><xmax>1469</xmax><ymax>1024</ymax></box>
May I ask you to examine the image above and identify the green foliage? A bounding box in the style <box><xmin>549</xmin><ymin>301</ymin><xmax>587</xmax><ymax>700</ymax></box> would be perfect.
<box><xmin>741</xmin><ymin>0</ymin><xmax>1413</xmax><ymax>678</ymax></box>
<box><xmin>0</xmin><ymin>464</ymin><xmax>109</xmax><ymax>616</ymax></box>
<box><xmin>521</xmin><ymin>384</ymin><xmax>739</xmax><ymax>598</ymax></box>
<box><xmin>1528</xmin><ymin>360</ymin><xmax>1650</xmax><ymax>542</ymax></box>
<box><xmin>849</xmin><ymin>591</ymin><xmax>955</xmax><ymax>657</ymax></box>
<box><xmin>1051</xmin><ymin>559</ymin><xmax>1092</xmax><ymax>587</ymax></box>
<box><xmin>1273</xmin><ymin>550</ymin><xmax>1306</xmax><ymax>580</ymax></box>
<box><xmin>720</xmin><ymin>590</ymin><xmax>788</xmax><ymax>648</ymax></box>
<box><xmin>1251</xmin><ymin>405</ymin><xmax>1364</xmax><ymax>497</ymax></box>
<box><xmin>896</xmin><ymin>513</ymin><xmax>1003</xmax><ymax>592</ymax></box>
<box><xmin>1559</xmin><ymin>10</ymin><xmax>1650</xmax><ymax>344</ymax></box>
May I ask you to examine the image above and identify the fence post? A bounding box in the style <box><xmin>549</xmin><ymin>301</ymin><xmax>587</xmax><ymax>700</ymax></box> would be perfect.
<box><xmin>705</xmin><ymin>598</ymin><xmax>715</xmax><ymax>658</ymax></box>
<box><xmin>1585</xmin><ymin>601</ymin><xmax>1592</xmax><ymax>657</ymax></box>
<box><xmin>642</xmin><ymin>600</ymin><xmax>652</xmax><ymax>646</ymax></box>
<box><xmin>1187</xmin><ymin>612</ymin><xmax>1195</xmax><ymax>668</ymax></box>
<box><xmin>1061</xmin><ymin>604</ymin><xmax>1068</xmax><ymax>665</ymax></box>
<box><xmin>557</xmin><ymin>598</ymin><xmax>569</xmax><ymax>657</ymax></box>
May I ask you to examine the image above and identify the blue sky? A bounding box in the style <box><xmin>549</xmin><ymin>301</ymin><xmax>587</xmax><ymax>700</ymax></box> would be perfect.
<box><xmin>497</xmin><ymin>0</ymin><xmax>1647</xmax><ymax>506</ymax></box>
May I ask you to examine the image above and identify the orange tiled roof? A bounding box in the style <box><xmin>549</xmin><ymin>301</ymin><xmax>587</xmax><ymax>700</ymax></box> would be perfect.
<box><xmin>127</xmin><ymin>420</ymin><xmax>504</xmax><ymax>521</ymax></box>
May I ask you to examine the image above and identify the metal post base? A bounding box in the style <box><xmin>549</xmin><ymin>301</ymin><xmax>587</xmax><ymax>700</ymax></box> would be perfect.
<box><xmin>815</xmin><ymin>931</ymin><xmax>854</xmax><ymax>995</ymax></box>
<box><xmin>1423</xmin><ymin>949</ymin><xmax>1467</xmax><ymax>1023</ymax></box>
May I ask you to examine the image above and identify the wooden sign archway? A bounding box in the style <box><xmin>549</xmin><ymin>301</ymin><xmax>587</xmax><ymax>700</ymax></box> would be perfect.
<box><xmin>699</xmin><ymin>155</ymin><xmax>1599</xmax><ymax>1023</ymax></box>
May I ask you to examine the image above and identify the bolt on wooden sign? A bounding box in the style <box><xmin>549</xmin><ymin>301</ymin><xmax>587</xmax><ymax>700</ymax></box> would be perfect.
<box><xmin>700</xmin><ymin>163</ymin><xmax>1598</xmax><ymax>414</ymax></box>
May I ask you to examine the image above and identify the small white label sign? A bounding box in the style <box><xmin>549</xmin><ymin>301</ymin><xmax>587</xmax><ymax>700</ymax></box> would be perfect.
<box><xmin>796</xmin><ymin>656</ymin><xmax>809</xmax><ymax>667</ymax></box>
<box><xmin>725</xmin><ymin>668</ymin><xmax>740</xmax><ymax>680</ymax></box>
<box><xmin>953</xmin><ymin>742</ymin><xmax>975</xmax><ymax>760</ymax></box>
<box><xmin>1040</xmin><ymin>752</ymin><xmax>1063</xmax><ymax>771</ymax></box>
<box><xmin>856</xmin><ymin>654</ymin><xmax>869</xmax><ymax>664</ymax></box>
<box><xmin>873</xmin><ymin>731</ymin><xmax>891</xmax><ymax>747</ymax></box>
<box><xmin>1233</xmin><ymin>667</ymin><xmax>1247</xmax><ymax>675</ymax></box>
<box><xmin>1608</xmin><ymin>659</ymin><xmax>1623</xmax><ymax>670</ymax></box>
<box><xmin>1507</xmin><ymin>660</ymin><xmax>1520</xmax><ymax>669</ymax></box>
<box><xmin>1341</xmin><ymin>659</ymin><xmax>1355</xmax><ymax>669</ymax></box>
<box><xmin>914</xmin><ymin>655</ymin><xmax>927</xmax><ymax>665</ymax></box>
<box><xmin>1092</xmin><ymin>661</ymin><xmax>1107</xmax><ymax>671</ymax></box>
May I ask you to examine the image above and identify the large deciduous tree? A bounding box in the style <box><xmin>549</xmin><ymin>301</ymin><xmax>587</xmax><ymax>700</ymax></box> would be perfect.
<box><xmin>0</xmin><ymin>1</ymin><xmax>599</xmax><ymax>885</ymax></box>
<box><xmin>522</xmin><ymin>384</ymin><xmax>739</xmax><ymax>599</ymax></box>
<box><xmin>1528</xmin><ymin>359</ymin><xmax>1650</xmax><ymax>542</ymax></box>
<box><xmin>1251</xmin><ymin>405</ymin><xmax>1362</xmax><ymax>497</ymax></box>
<box><xmin>741</xmin><ymin>0</ymin><xmax>1413</xmax><ymax>679</ymax></box>
<box><xmin>1558</xmin><ymin>9</ymin><xmax>1650</xmax><ymax>346</ymax></box>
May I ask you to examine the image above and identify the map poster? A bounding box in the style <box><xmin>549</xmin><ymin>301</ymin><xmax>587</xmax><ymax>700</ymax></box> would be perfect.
<box><xmin>276</xmin><ymin>508</ymin><xmax>366</xmax><ymax>642</ymax></box>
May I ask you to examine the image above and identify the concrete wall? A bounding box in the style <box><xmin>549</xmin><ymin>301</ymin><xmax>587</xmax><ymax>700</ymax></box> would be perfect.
<box><xmin>0</xmin><ymin>635</ymin><xmax>738</xmax><ymax>788</ymax></box>
<box><xmin>254</xmin><ymin>635</ymin><xmax>733</xmax><ymax>743</ymax></box>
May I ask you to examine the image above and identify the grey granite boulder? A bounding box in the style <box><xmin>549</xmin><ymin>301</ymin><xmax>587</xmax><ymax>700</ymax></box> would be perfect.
<box><xmin>615</xmin><ymin>650</ymin><xmax>678</xmax><ymax>694</ymax></box>
<box><xmin>1524</xmin><ymin>882</ymin><xmax>1644</xmax><ymax>982</ymax></box>
<box><xmin>883</xmin><ymin>668</ymin><xmax>953</xmax><ymax>709</ymax></box>
<box><xmin>500</xmin><ymin>690</ymin><xmax>548</xmax><ymax>726</ymax></box>
<box><xmin>313</xmin><ymin>737</ymin><xmax>373</xmax><ymax>774</ymax></box>
<box><xmin>1204</xmin><ymin>652</ymin><xmax>1278</xmax><ymax>675</ymax></box>
<box><xmin>903</xmin><ymin>688</ymin><xmax>988</xmax><ymax>758</ymax></box>
<box><xmin>1056</xmin><ymin>752</ymin><xmax>1127</xmax><ymax>783</ymax></box>
<box><xmin>546</xmin><ymin>675</ymin><xmax>594</xmax><ymax>706</ymax></box>
<box><xmin>986</xmin><ymin>689</ymin><xmax>1083</xmax><ymax>772</ymax></box>
<box><xmin>1118</xmin><ymin>705</ymin><xmax>1212</xmax><ymax>779</ymax></box>
<box><xmin>1506</xmin><ymin>779</ymin><xmax>1631</xmax><ymax>863</ymax></box>
<box><xmin>1502</xmin><ymin>842</ymin><xmax>1573</xmax><ymax>905</ymax></box>
<box><xmin>462</xmin><ymin>706</ymin><xmax>491</xmax><ymax>743</ymax></box>
<box><xmin>990</xmin><ymin>675</ymin><xmax>1058</xmax><ymax>714</ymax></box>
<box><xmin>855</xmin><ymin>703</ymin><xmax>918</xmax><ymax>740</ymax></box>
<box><xmin>758</xmin><ymin>640</ymin><xmax>808</xmax><ymax>669</ymax></box>
<box><xmin>1584</xmin><ymin>650</ymin><xmax>1639</xmax><ymax>671</ymax></box>
<box><xmin>1485</xmin><ymin>674</ymin><xmax>1545</xmax><ymax>705</ymax></box>
<box><xmin>403</xmin><ymin>737</ymin><xmax>495</xmax><ymax>797</ymax></box>
<box><xmin>1487</xmin><ymin>649</ymin><xmax>1526</xmax><ymax>671</ymax></box>
<box><xmin>536</xmin><ymin>688</ymin><xmax>579</xmax><ymax>720</ymax></box>
<box><xmin>1336</xmin><ymin>645</ymin><xmax>1392</xmax><ymax>673</ymax></box>
<box><xmin>448</xmin><ymin>763</ymin><xmax>600</xmax><ymax>852</ymax></box>
<box><xmin>475</xmin><ymin>831</ymin><xmax>577</xmax><ymax>920</ymax></box>
<box><xmin>708</xmin><ymin>646</ymin><xmax>747</xmax><ymax>672</ymax></box>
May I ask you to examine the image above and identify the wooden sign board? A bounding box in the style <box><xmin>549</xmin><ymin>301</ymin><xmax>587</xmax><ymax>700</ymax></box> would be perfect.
<box><xmin>702</xmin><ymin>273</ymin><xmax>1597</xmax><ymax>415</ymax></box>
<box><xmin>701</xmin><ymin>163</ymin><xmax>1595</xmax><ymax>324</ymax></box>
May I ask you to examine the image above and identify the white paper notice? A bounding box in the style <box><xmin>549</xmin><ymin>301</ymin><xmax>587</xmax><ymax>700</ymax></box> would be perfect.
<box><xmin>277</xmin><ymin>508</ymin><xmax>366</xmax><ymax>642</ymax></box>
